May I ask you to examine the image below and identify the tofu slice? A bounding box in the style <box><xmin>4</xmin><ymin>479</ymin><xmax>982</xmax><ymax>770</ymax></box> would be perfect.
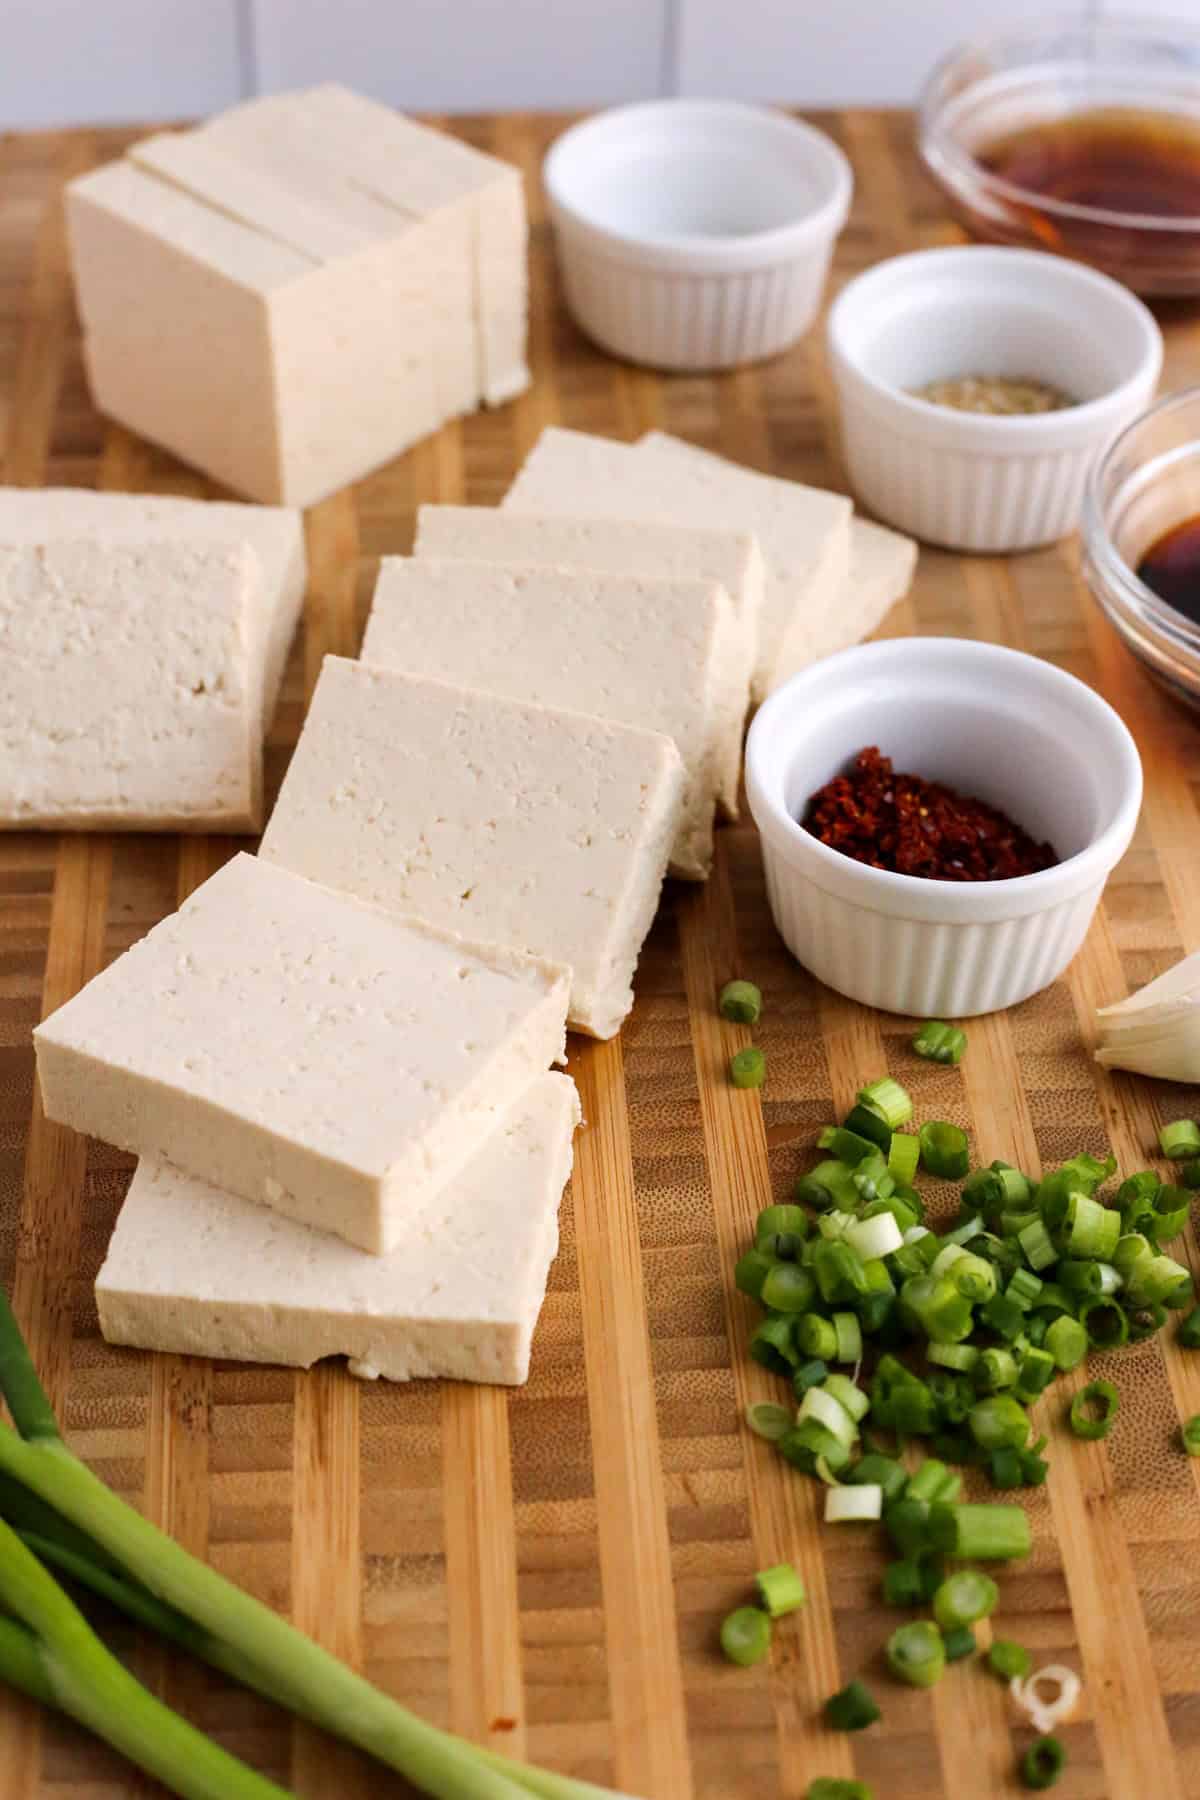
<box><xmin>34</xmin><ymin>854</ymin><xmax>570</xmax><ymax>1255</ymax></box>
<box><xmin>637</xmin><ymin>432</ymin><xmax>917</xmax><ymax>663</ymax></box>
<box><xmin>0</xmin><ymin>487</ymin><xmax>306</xmax><ymax>737</ymax></box>
<box><xmin>413</xmin><ymin>503</ymin><xmax>762</xmax><ymax>817</ymax></box>
<box><xmin>502</xmin><ymin>426</ymin><xmax>851</xmax><ymax>700</ymax></box>
<box><xmin>0</xmin><ymin>539</ymin><xmax>262</xmax><ymax>831</ymax></box>
<box><xmin>259</xmin><ymin>658</ymin><xmax>684</xmax><ymax>1039</ymax></box>
<box><xmin>96</xmin><ymin>1072</ymin><xmax>580</xmax><ymax>1387</ymax></box>
<box><xmin>359</xmin><ymin>557</ymin><xmax>732</xmax><ymax>880</ymax></box>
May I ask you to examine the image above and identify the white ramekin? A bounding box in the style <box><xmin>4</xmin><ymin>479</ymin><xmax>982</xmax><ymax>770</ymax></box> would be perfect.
<box><xmin>543</xmin><ymin>100</ymin><xmax>852</xmax><ymax>372</ymax></box>
<box><xmin>745</xmin><ymin>637</ymin><xmax>1143</xmax><ymax>1017</ymax></box>
<box><xmin>826</xmin><ymin>246</ymin><xmax>1163</xmax><ymax>553</ymax></box>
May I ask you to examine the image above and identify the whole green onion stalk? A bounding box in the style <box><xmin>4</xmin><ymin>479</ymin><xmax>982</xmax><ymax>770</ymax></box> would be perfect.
<box><xmin>0</xmin><ymin>1291</ymin><xmax>627</xmax><ymax>1800</ymax></box>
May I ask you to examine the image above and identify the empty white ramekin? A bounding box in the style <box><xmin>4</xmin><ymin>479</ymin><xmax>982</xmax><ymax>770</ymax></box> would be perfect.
<box><xmin>745</xmin><ymin>637</ymin><xmax>1142</xmax><ymax>1017</ymax></box>
<box><xmin>826</xmin><ymin>246</ymin><xmax>1162</xmax><ymax>552</ymax></box>
<box><xmin>543</xmin><ymin>100</ymin><xmax>852</xmax><ymax>372</ymax></box>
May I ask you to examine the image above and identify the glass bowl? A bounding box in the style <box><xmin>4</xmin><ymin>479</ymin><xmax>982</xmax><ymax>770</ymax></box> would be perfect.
<box><xmin>1082</xmin><ymin>386</ymin><xmax>1200</xmax><ymax>706</ymax></box>
<box><xmin>919</xmin><ymin>17</ymin><xmax>1200</xmax><ymax>294</ymax></box>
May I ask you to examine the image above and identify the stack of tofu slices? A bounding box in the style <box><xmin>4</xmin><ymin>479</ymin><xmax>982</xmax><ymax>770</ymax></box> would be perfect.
<box><xmin>33</xmin><ymin>428</ymin><xmax>915</xmax><ymax>1390</ymax></box>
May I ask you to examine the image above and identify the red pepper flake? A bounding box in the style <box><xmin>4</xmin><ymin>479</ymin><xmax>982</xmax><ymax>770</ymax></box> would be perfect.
<box><xmin>802</xmin><ymin>746</ymin><xmax>1058</xmax><ymax>883</ymax></box>
<box><xmin>489</xmin><ymin>1717</ymin><xmax>518</xmax><ymax>1733</ymax></box>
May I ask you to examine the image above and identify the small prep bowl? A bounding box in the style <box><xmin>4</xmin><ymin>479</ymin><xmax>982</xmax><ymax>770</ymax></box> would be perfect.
<box><xmin>918</xmin><ymin>17</ymin><xmax>1200</xmax><ymax>296</ymax></box>
<box><xmin>1083</xmin><ymin>385</ymin><xmax>1200</xmax><ymax>709</ymax></box>
<box><xmin>543</xmin><ymin>99</ymin><xmax>852</xmax><ymax>372</ymax></box>
<box><xmin>745</xmin><ymin>637</ymin><xmax>1142</xmax><ymax>1017</ymax></box>
<box><xmin>826</xmin><ymin>245</ymin><xmax>1162</xmax><ymax>552</ymax></box>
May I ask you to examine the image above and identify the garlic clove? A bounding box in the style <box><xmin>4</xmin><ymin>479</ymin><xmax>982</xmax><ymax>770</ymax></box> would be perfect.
<box><xmin>1097</xmin><ymin>948</ymin><xmax>1200</xmax><ymax>1017</ymax></box>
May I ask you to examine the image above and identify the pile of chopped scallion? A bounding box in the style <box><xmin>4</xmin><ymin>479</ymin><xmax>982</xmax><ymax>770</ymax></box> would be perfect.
<box><xmin>720</xmin><ymin>991</ymin><xmax>1200</xmax><ymax>1796</ymax></box>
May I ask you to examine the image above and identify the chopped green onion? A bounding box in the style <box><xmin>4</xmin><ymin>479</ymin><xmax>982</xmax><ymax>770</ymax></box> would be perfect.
<box><xmin>886</xmin><ymin>1620</ymin><xmax>946</xmax><ymax>1687</ymax></box>
<box><xmin>833</xmin><ymin>1311</ymin><xmax>863</xmax><ymax>1364</ymax></box>
<box><xmin>1127</xmin><ymin>1302</ymin><xmax>1168</xmax><ymax>1344</ymax></box>
<box><xmin>1149</xmin><ymin>1184</ymin><xmax>1190</xmax><ymax>1243</ymax></box>
<box><xmin>974</xmin><ymin>1348</ymin><xmax>1018</xmax><ymax>1393</ymax></box>
<box><xmin>755</xmin><ymin>1203</ymin><xmax>811</xmax><ymax>1259</ymax></box>
<box><xmin>988</xmin><ymin>1446</ymin><xmax>1024</xmax><ymax>1488</ymax></box>
<box><xmin>858</xmin><ymin>1077</ymin><xmax>914</xmax><ymax>1128</ymax></box>
<box><xmin>912</xmin><ymin>1021</ymin><xmax>967</xmax><ymax>1066</ymax></box>
<box><xmin>1019</xmin><ymin>1736</ymin><xmax>1066</xmax><ymax>1790</ymax></box>
<box><xmin>941</xmin><ymin>1624</ymin><xmax>977</xmax><ymax>1661</ymax></box>
<box><xmin>792</xmin><ymin>1356</ymin><xmax>829</xmax><ymax>1397</ymax></box>
<box><xmin>796</xmin><ymin>1315</ymin><xmax>838</xmax><ymax>1361</ymax></box>
<box><xmin>1068</xmin><ymin>1380</ymin><xmax>1120</xmax><ymax>1441</ymax></box>
<box><xmin>891</xmin><ymin>1381</ymin><xmax>939</xmax><ymax>1436</ymax></box>
<box><xmin>719</xmin><ymin>979</ymin><xmax>762</xmax><ymax>1024</ymax></box>
<box><xmin>1160</xmin><ymin>1119</ymin><xmax>1200</xmax><ymax>1159</ymax></box>
<box><xmin>777</xmin><ymin>1422</ymin><xmax>853</xmax><ymax>1477</ymax></box>
<box><xmin>845</xmin><ymin>1212</ymin><xmax>904</xmax><ymax>1261</ymax></box>
<box><xmin>755</xmin><ymin>1563</ymin><xmax>807</xmax><ymax>1618</ymax></box>
<box><xmin>825</xmin><ymin>1484</ymin><xmax>883</xmax><ymax>1523</ymax></box>
<box><xmin>842</xmin><ymin>1102</ymin><xmax>892</xmax><ymax>1151</ymax></box>
<box><xmin>813</xmin><ymin>1239</ymin><xmax>869</xmax><ymax>1304</ymax></box>
<box><xmin>1024</xmin><ymin>1314</ymin><xmax>1049</xmax><ymax>1348</ymax></box>
<box><xmin>797</xmin><ymin>1386</ymin><xmax>859</xmax><ymax>1450</ymax></box>
<box><xmin>885</xmin><ymin>1498</ymin><xmax>932</xmax><ymax>1556</ymax></box>
<box><xmin>943</xmin><ymin>1214</ymin><xmax>986</xmax><ymax>1249</ymax></box>
<box><xmin>730</xmin><ymin>1047</ymin><xmax>766</xmax><ymax>1089</ymax></box>
<box><xmin>806</xmin><ymin>1158</ymin><xmax>863</xmax><ymax>1210</ymax></box>
<box><xmin>1058</xmin><ymin>1151</ymin><xmax>1116</xmax><ymax>1193</ymax></box>
<box><xmin>969</xmin><ymin>1395</ymin><xmax>1030</xmax><ymax>1451</ymax></box>
<box><xmin>948</xmin><ymin>1251</ymin><xmax>997</xmax><ymax>1303</ymax></box>
<box><xmin>1044</xmin><ymin>1315</ymin><xmax>1088</xmax><ymax>1372</ymax></box>
<box><xmin>734</xmin><ymin>1248</ymin><xmax>777</xmax><ymax>1300</ymax></box>
<box><xmin>822</xmin><ymin>1373</ymin><xmax>870</xmax><ymax>1424</ymax></box>
<box><xmin>1182</xmin><ymin>1415</ymin><xmax>1200</xmax><ymax>1456</ymax></box>
<box><xmin>1065</xmin><ymin>1193</ymin><xmax>1121</xmax><ymax>1261</ymax></box>
<box><xmin>919</xmin><ymin>1121</ymin><xmax>971</xmax><ymax>1180</ymax></box>
<box><xmin>1078</xmin><ymin>1296</ymin><xmax>1129</xmax><ymax>1350</ymax></box>
<box><xmin>848</xmin><ymin>1454</ymin><xmax>908</xmax><ymax>1504</ymax></box>
<box><xmin>1019</xmin><ymin>1449</ymin><xmax>1049</xmax><ymax>1486</ymax></box>
<box><xmin>1117</xmin><ymin>1169</ymin><xmax>1160</xmax><ymax>1207</ymax></box>
<box><xmin>793</xmin><ymin>1174</ymin><xmax>837</xmax><ymax>1210</ymax></box>
<box><xmin>823</xmin><ymin>1678</ymin><xmax>881</xmax><ymax>1732</ymax></box>
<box><xmin>887</xmin><ymin>1131</ymin><xmax>920</xmax><ymax>1186</ymax></box>
<box><xmin>927</xmin><ymin>1342</ymin><xmax>979</xmax><ymax>1374</ymax></box>
<box><xmin>1179</xmin><ymin>1160</ymin><xmax>1200</xmax><ymax>1190</ymax></box>
<box><xmin>979</xmin><ymin>1291</ymin><xmax>1025</xmax><ymax>1344</ymax></box>
<box><xmin>1014</xmin><ymin>1349</ymin><xmax>1056</xmax><ymax>1403</ymax></box>
<box><xmin>851</xmin><ymin>1154</ymin><xmax>895</xmax><ymax>1203</ymax></box>
<box><xmin>1017</xmin><ymin>1218</ymin><xmax>1057</xmax><ymax>1272</ymax></box>
<box><xmin>719</xmin><ymin>1605</ymin><xmax>772</xmax><ymax>1666</ymax></box>
<box><xmin>900</xmin><ymin>1274</ymin><xmax>973</xmax><ymax>1344</ymax></box>
<box><xmin>929</xmin><ymin>1370</ymin><xmax>974</xmax><ymax>1426</ymax></box>
<box><xmin>989</xmin><ymin>1639</ymin><xmax>1032</xmax><ymax>1681</ymax></box>
<box><xmin>1178</xmin><ymin>1306</ymin><xmax>1200</xmax><ymax>1349</ymax></box>
<box><xmin>904</xmin><ymin>1459</ymin><xmax>953</xmax><ymax>1505</ymax></box>
<box><xmin>1032</xmin><ymin>1283</ymin><xmax>1074</xmax><ymax>1321</ymax></box>
<box><xmin>882</xmin><ymin>1558</ymin><xmax>923</xmax><ymax>1607</ymax></box>
<box><xmin>1123</xmin><ymin>1251</ymin><xmax>1193</xmax><ymax>1309</ymax></box>
<box><xmin>760</xmin><ymin>1263</ymin><xmax>817</xmax><ymax>1314</ymax></box>
<box><xmin>1008</xmin><ymin>1268</ymin><xmax>1045</xmax><ymax>1311</ymax></box>
<box><xmin>749</xmin><ymin>1314</ymin><xmax>800</xmax><ymax>1374</ymax></box>
<box><xmin>818</xmin><ymin>1125</ymin><xmax>880</xmax><ymax>1167</ymax></box>
<box><xmin>745</xmin><ymin>1402</ymin><xmax>792</xmax><ymax>1442</ymax></box>
<box><xmin>927</xmin><ymin>1501</ymin><xmax>1032</xmax><ymax>1560</ymax></box>
<box><xmin>931</xmin><ymin>1569</ymin><xmax>998</xmax><ymax>1630</ymax></box>
<box><xmin>807</xmin><ymin>1781</ymin><xmax>874</xmax><ymax>1800</ymax></box>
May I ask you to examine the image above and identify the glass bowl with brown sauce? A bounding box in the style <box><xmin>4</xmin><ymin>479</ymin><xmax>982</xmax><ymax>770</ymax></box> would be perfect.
<box><xmin>920</xmin><ymin>21</ymin><xmax>1200</xmax><ymax>294</ymax></box>
<box><xmin>1083</xmin><ymin>385</ymin><xmax>1200</xmax><ymax>706</ymax></box>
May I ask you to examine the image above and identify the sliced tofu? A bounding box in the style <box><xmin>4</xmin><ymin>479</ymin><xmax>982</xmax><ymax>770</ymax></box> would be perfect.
<box><xmin>502</xmin><ymin>426</ymin><xmax>852</xmax><ymax>700</ymax></box>
<box><xmin>0</xmin><ymin>486</ymin><xmax>306</xmax><ymax>737</ymax></box>
<box><xmin>259</xmin><ymin>658</ymin><xmax>684</xmax><ymax>1039</ymax></box>
<box><xmin>638</xmin><ymin>432</ymin><xmax>917</xmax><ymax>661</ymax></box>
<box><xmin>358</xmin><ymin>555</ymin><xmax>734</xmax><ymax>879</ymax></box>
<box><xmin>34</xmin><ymin>854</ymin><xmax>570</xmax><ymax>1255</ymax></box>
<box><xmin>413</xmin><ymin>503</ymin><xmax>762</xmax><ymax>817</ymax></box>
<box><xmin>0</xmin><ymin>539</ymin><xmax>262</xmax><ymax>830</ymax></box>
<box><xmin>96</xmin><ymin>1072</ymin><xmax>580</xmax><ymax>1387</ymax></box>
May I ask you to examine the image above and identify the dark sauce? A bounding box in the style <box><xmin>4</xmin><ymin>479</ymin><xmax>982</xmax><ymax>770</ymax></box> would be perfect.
<box><xmin>979</xmin><ymin>107</ymin><xmax>1200</xmax><ymax>222</ymax></box>
<box><xmin>1137</xmin><ymin>515</ymin><xmax>1200</xmax><ymax>624</ymax></box>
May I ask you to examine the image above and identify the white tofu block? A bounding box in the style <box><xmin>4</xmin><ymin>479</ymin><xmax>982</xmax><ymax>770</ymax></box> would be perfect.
<box><xmin>358</xmin><ymin>556</ymin><xmax>733</xmax><ymax>880</ymax></box>
<box><xmin>259</xmin><ymin>659</ymin><xmax>684</xmax><ymax>1039</ymax></box>
<box><xmin>96</xmin><ymin>1072</ymin><xmax>580</xmax><ymax>1387</ymax></box>
<box><xmin>637</xmin><ymin>430</ymin><xmax>917</xmax><ymax>666</ymax></box>
<box><xmin>413</xmin><ymin>503</ymin><xmax>762</xmax><ymax>817</ymax></box>
<box><xmin>502</xmin><ymin>427</ymin><xmax>851</xmax><ymax>700</ymax></box>
<box><xmin>66</xmin><ymin>153</ymin><xmax>440</xmax><ymax>507</ymax></box>
<box><xmin>286</xmin><ymin>84</ymin><xmax>529</xmax><ymax>405</ymax></box>
<box><xmin>34</xmin><ymin>854</ymin><xmax>570</xmax><ymax>1255</ymax></box>
<box><xmin>0</xmin><ymin>539</ymin><xmax>264</xmax><ymax>831</ymax></box>
<box><xmin>0</xmin><ymin>487</ymin><xmax>306</xmax><ymax>737</ymax></box>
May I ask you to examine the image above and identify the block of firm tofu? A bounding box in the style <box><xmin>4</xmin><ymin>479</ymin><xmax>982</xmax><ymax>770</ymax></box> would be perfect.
<box><xmin>0</xmin><ymin>487</ymin><xmax>306</xmax><ymax>737</ymax></box>
<box><xmin>413</xmin><ymin>503</ymin><xmax>762</xmax><ymax>818</ymax></box>
<box><xmin>259</xmin><ymin>658</ymin><xmax>685</xmax><ymax>1039</ymax></box>
<box><xmin>66</xmin><ymin>150</ymin><xmax>440</xmax><ymax>507</ymax></box>
<box><xmin>0</xmin><ymin>539</ymin><xmax>268</xmax><ymax>831</ymax></box>
<box><xmin>34</xmin><ymin>854</ymin><xmax>570</xmax><ymax>1255</ymax></box>
<box><xmin>637</xmin><ymin>431</ymin><xmax>918</xmax><ymax>664</ymax></box>
<box><xmin>358</xmin><ymin>556</ymin><xmax>733</xmax><ymax>880</ymax></box>
<box><xmin>502</xmin><ymin>427</ymin><xmax>852</xmax><ymax>701</ymax></box>
<box><xmin>96</xmin><ymin>1072</ymin><xmax>581</xmax><ymax>1387</ymax></box>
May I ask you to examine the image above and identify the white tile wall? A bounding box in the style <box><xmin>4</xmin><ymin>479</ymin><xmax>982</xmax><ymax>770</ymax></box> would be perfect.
<box><xmin>0</xmin><ymin>0</ymin><xmax>1140</xmax><ymax>128</ymax></box>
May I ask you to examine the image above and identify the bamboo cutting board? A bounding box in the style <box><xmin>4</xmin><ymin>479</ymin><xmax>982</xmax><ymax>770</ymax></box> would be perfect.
<box><xmin>2</xmin><ymin>109</ymin><xmax>1200</xmax><ymax>1800</ymax></box>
